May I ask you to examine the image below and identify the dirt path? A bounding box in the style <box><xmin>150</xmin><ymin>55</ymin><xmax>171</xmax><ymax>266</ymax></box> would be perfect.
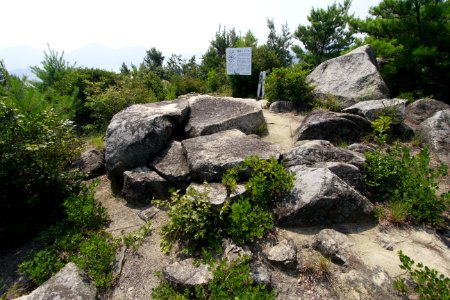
<box><xmin>261</xmin><ymin>110</ymin><xmax>305</xmax><ymax>153</ymax></box>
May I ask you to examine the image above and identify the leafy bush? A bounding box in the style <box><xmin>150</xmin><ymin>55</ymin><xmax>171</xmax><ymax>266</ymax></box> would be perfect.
<box><xmin>63</xmin><ymin>181</ymin><xmax>109</xmax><ymax>231</ymax></box>
<box><xmin>18</xmin><ymin>249</ymin><xmax>64</xmax><ymax>285</ymax></box>
<box><xmin>223</xmin><ymin>198</ymin><xmax>273</xmax><ymax>245</ymax></box>
<box><xmin>364</xmin><ymin>146</ymin><xmax>449</xmax><ymax>225</ymax></box>
<box><xmin>159</xmin><ymin>156</ymin><xmax>294</xmax><ymax>254</ymax></box>
<box><xmin>209</xmin><ymin>257</ymin><xmax>274</xmax><ymax>299</ymax></box>
<box><xmin>0</xmin><ymin>101</ymin><xmax>81</xmax><ymax>245</ymax></box>
<box><xmin>157</xmin><ymin>187</ymin><xmax>222</xmax><ymax>255</ymax></box>
<box><xmin>264</xmin><ymin>66</ymin><xmax>314</xmax><ymax>103</ymax></box>
<box><xmin>151</xmin><ymin>257</ymin><xmax>274</xmax><ymax>300</ymax></box>
<box><xmin>394</xmin><ymin>251</ymin><xmax>450</xmax><ymax>299</ymax></box>
<box><xmin>371</xmin><ymin>115</ymin><xmax>393</xmax><ymax>144</ymax></box>
<box><xmin>73</xmin><ymin>231</ymin><xmax>118</xmax><ymax>288</ymax></box>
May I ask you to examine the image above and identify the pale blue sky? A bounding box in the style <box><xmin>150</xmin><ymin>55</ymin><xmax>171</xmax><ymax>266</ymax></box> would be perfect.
<box><xmin>2</xmin><ymin>0</ymin><xmax>381</xmax><ymax>54</ymax></box>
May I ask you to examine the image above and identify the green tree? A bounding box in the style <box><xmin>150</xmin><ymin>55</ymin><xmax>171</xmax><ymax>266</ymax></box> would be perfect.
<box><xmin>294</xmin><ymin>0</ymin><xmax>355</xmax><ymax>66</ymax></box>
<box><xmin>352</xmin><ymin>0</ymin><xmax>450</xmax><ymax>103</ymax></box>
<box><xmin>142</xmin><ymin>47</ymin><xmax>165</xmax><ymax>78</ymax></box>
<box><xmin>31</xmin><ymin>44</ymin><xmax>75</xmax><ymax>90</ymax></box>
<box><xmin>266</xmin><ymin>19</ymin><xmax>293</xmax><ymax>67</ymax></box>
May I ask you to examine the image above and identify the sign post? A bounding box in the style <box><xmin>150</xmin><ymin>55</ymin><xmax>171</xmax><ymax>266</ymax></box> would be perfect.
<box><xmin>226</xmin><ymin>48</ymin><xmax>252</xmax><ymax>75</ymax></box>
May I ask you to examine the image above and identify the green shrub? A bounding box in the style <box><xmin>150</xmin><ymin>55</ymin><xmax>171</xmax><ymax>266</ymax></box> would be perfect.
<box><xmin>395</xmin><ymin>251</ymin><xmax>449</xmax><ymax>299</ymax></box>
<box><xmin>209</xmin><ymin>257</ymin><xmax>274</xmax><ymax>300</ymax></box>
<box><xmin>0</xmin><ymin>101</ymin><xmax>82</xmax><ymax>245</ymax></box>
<box><xmin>265</xmin><ymin>66</ymin><xmax>314</xmax><ymax>103</ymax></box>
<box><xmin>73</xmin><ymin>231</ymin><xmax>118</xmax><ymax>288</ymax></box>
<box><xmin>157</xmin><ymin>187</ymin><xmax>222</xmax><ymax>255</ymax></box>
<box><xmin>19</xmin><ymin>249</ymin><xmax>64</xmax><ymax>285</ymax></box>
<box><xmin>223</xmin><ymin>198</ymin><xmax>273</xmax><ymax>245</ymax></box>
<box><xmin>310</xmin><ymin>94</ymin><xmax>342</xmax><ymax>112</ymax></box>
<box><xmin>63</xmin><ymin>181</ymin><xmax>109</xmax><ymax>231</ymax></box>
<box><xmin>364</xmin><ymin>146</ymin><xmax>449</xmax><ymax>225</ymax></box>
<box><xmin>371</xmin><ymin>115</ymin><xmax>394</xmax><ymax>144</ymax></box>
<box><xmin>122</xmin><ymin>221</ymin><xmax>152</xmax><ymax>250</ymax></box>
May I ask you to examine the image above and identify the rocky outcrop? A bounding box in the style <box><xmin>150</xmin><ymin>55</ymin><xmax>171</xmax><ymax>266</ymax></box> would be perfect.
<box><xmin>274</xmin><ymin>166</ymin><xmax>374</xmax><ymax>226</ymax></box>
<box><xmin>105</xmin><ymin>99</ymin><xmax>189</xmax><ymax>184</ymax></box>
<box><xmin>149</xmin><ymin>141</ymin><xmax>191</xmax><ymax>189</ymax></box>
<box><xmin>313</xmin><ymin>229</ymin><xmax>357</xmax><ymax>266</ymax></box>
<box><xmin>264</xmin><ymin>239</ymin><xmax>298</xmax><ymax>271</ymax></box>
<box><xmin>417</xmin><ymin>109</ymin><xmax>450</xmax><ymax>165</ymax></box>
<box><xmin>282</xmin><ymin>140</ymin><xmax>366</xmax><ymax>169</ymax></box>
<box><xmin>70</xmin><ymin>148</ymin><xmax>105</xmax><ymax>179</ymax></box>
<box><xmin>188</xmin><ymin>182</ymin><xmax>246</xmax><ymax>209</ymax></box>
<box><xmin>163</xmin><ymin>258</ymin><xmax>213</xmax><ymax>290</ymax></box>
<box><xmin>293</xmin><ymin>111</ymin><xmax>372</xmax><ymax>145</ymax></box>
<box><xmin>343</xmin><ymin>98</ymin><xmax>407</xmax><ymax>122</ymax></box>
<box><xmin>122</xmin><ymin>167</ymin><xmax>171</xmax><ymax>204</ymax></box>
<box><xmin>182</xmin><ymin>129</ymin><xmax>280</xmax><ymax>182</ymax></box>
<box><xmin>307</xmin><ymin>45</ymin><xmax>390</xmax><ymax>108</ymax></box>
<box><xmin>16</xmin><ymin>263</ymin><xmax>96</xmax><ymax>300</ymax></box>
<box><xmin>405</xmin><ymin>98</ymin><xmax>450</xmax><ymax>128</ymax></box>
<box><xmin>318</xmin><ymin>162</ymin><xmax>365</xmax><ymax>194</ymax></box>
<box><xmin>184</xmin><ymin>95</ymin><xmax>265</xmax><ymax>137</ymax></box>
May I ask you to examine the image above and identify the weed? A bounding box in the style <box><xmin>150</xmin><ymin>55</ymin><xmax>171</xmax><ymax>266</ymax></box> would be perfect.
<box><xmin>122</xmin><ymin>221</ymin><xmax>152</xmax><ymax>250</ymax></box>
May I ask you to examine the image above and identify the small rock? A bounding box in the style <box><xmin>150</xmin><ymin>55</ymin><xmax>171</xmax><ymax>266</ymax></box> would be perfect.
<box><xmin>269</xmin><ymin>101</ymin><xmax>294</xmax><ymax>113</ymax></box>
<box><xmin>188</xmin><ymin>182</ymin><xmax>246</xmax><ymax>210</ymax></box>
<box><xmin>313</xmin><ymin>229</ymin><xmax>357</xmax><ymax>266</ymax></box>
<box><xmin>122</xmin><ymin>167</ymin><xmax>171</xmax><ymax>205</ymax></box>
<box><xmin>163</xmin><ymin>258</ymin><xmax>213</xmax><ymax>290</ymax></box>
<box><xmin>250</xmin><ymin>263</ymin><xmax>272</xmax><ymax>286</ymax></box>
<box><xmin>70</xmin><ymin>148</ymin><xmax>105</xmax><ymax>179</ymax></box>
<box><xmin>264</xmin><ymin>239</ymin><xmax>298</xmax><ymax>270</ymax></box>
<box><xmin>222</xmin><ymin>239</ymin><xmax>253</xmax><ymax>263</ymax></box>
<box><xmin>137</xmin><ymin>207</ymin><xmax>160</xmax><ymax>222</ymax></box>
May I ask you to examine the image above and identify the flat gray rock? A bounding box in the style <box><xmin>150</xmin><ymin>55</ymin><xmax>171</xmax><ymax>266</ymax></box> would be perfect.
<box><xmin>163</xmin><ymin>258</ymin><xmax>213</xmax><ymax>290</ymax></box>
<box><xmin>307</xmin><ymin>45</ymin><xmax>390</xmax><ymax>108</ymax></box>
<box><xmin>15</xmin><ymin>263</ymin><xmax>96</xmax><ymax>300</ymax></box>
<box><xmin>105</xmin><ymin>99</ymin><xmax>189</xmax><ymax>184</ymax></box>
<box><xmin>273</xmin><ymin>166</ymin><xmax>374</xmax><ymax>226</ymax></box>
<box><xmin>293</xmin><ymin>110</ymin><xmax>372</xmax><ymax>145</ymax></box>
<box><xmin>343</xmin><ymin>98</ymin><xmax>407</xmax><ymax>122</ymax></box>
<box><xmin>282</xmin><ymin>140</ymin><xmax>366</xmax><ymax>169</ymax></box>
<box><xmin>269</xmin><ymin>101</ymin><xmax>294</xmax><ymax>113</ymax></box>
<box><xmin>417</xmin><ymin>109</ymin><xmax>450</xmax><ymax>165</ymax></box>
<box><xmin>149</xmin><ymin>141</ymin><xmax>190</xmax><ymax>189</ymax></box>
<box><xmin>184</xmin><ymin>95</ymin><xmax>265</xmax><ymax>137</ymax></box>
<box><xmin>70</xmin><ymin>148</ymin><xmax>105</xmax><ymax>179</ymax></box>
<box><xmin>122</xmin><ymin>167</ymin><xmax>171</xmax><ymax>204</ymax></box>
<box><xmin>182</xmin><ymin>129</ymin><xmax>280</xmax><ymax>182</ymax></box>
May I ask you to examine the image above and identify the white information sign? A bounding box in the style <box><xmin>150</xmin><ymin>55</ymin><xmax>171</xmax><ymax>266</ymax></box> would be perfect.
<box><xmin>226</xmin><ymin>47</ymin><xmax>252</xmax><ymax>75</ymax></box>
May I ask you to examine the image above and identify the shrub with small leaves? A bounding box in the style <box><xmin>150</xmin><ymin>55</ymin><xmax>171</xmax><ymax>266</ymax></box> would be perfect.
<box><xmin>19</xmin><ymin>249</ymin><xmax>64</xmax><ymax>285</ymax></box>
<box><xmin>265</xmin><ymin>66</ymin><xmax>314</xmax><ymax>104</ymax></box>
<box><xmin>395</xmin><ymin>251</ymin><xmax>450</xmax><ymax>299</ymax></box>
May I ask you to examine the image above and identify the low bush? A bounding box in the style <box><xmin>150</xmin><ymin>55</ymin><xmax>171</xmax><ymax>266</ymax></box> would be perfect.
<box><xmin>158</xmin><ymin>156</ymin><xmax>294</xmax><ymax>254</ymax></box>
<box><xmin>364</xmin><ymin>146</ymin><xmax>449</xmax><ymax>225</ymax></box>
<box><xmin>18</xmin><ymin>183</ymin><xmax>118</xmax><ymax>288</ymax></box>
<box><xmin>264</xmin><ymin>66</ymin><xmax>314</xmax><ymax>103</ymax></box>
<box><xmin>151</xmin><ymin>257</ymin><xmax>274</xmax><ymax>300</ymax></box>
<box><xmin>0</xmin><ymin>101</ymin><xmax>82</xmax><ymax>245</ymax></box>
<box><xmin>394</xmin><ymin>251</ymin><xmax>449</xmax><ymax>299</ymax></box>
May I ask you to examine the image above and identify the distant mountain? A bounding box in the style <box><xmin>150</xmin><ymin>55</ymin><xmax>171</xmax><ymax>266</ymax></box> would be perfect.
<box><xmin>10</xmin><ymin>67</ymin><xmax>38</xmax><ymax>81</ymax></box>
<box><xmin>0</xmin><ymin>45</ymin><xmax>43</xmax><ymax>70</ymax></box>
<box><xmin>65</xmin><ymin>44</ymin><xmax>147</xmax><ymax>71</ymax></box>
<box><xmin>1</xmin><ymin>44</ymin><xmax>201</xmax><ymax>73</ymax></box>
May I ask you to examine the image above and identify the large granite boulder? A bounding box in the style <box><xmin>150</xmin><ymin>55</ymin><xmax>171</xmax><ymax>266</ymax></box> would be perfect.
<box><xmin>16</xmin><ymin>263</ymin><xmax>96</xmax><ymax>300</ymax></box>
<box><xmin>282</xmin><ymin>140</ymin><xmax>366</xmax><ymax>169</ymax></box>
<box><xmin>307</xmin><ymin>45</ymin><xmax>390</xmax><ymax>108</ymax></box>
<box><xmin>182</xmin><ymin>129</ymin><xmax>280</xmax><ymax>182</ymax></box>
<box><xmin>122</xmin><ymin>167</ymin><xmax>171</xmax><ymax>204</ymax></box>
<box><xmin>273</xmin><ymin>166</ymin><xmax>374</xmax><ymax>226</ymax></box>
<box><xmin>184</xmin><ymin>95</ymin><xmax>266</xmax><ymax>137</ymax></box>
<box><xmin>405</xmin><ymin>98</ymin><xmax>450</xmax><ymax>128</ymax></box>
<box><xmin>163</xmin><ymin>258</ymin><xmax>213</xmax><ymax>290</ymax></box>
<box><xmin>417</xmin><ymin>109</ymin><xmax>450</xmax><ymax>165</ymax></box>
<box><xmin>105</xmin><ymin>99</ymin><xmax>189</xmax><ymax>184</ymax></box>
<box><xmin>293</xmin><ymin>111</ymin><xmax>372</xmax><ymax>145</ymax></box>
<box><xmin>149</xmin><ymin>141</ymin><xmax>190</xmax><ymax>189</ymax></box>
<box><xmin>343</xmin><ymin>98</ymin><xmax>407</xmax><ymax>122</ymax></box>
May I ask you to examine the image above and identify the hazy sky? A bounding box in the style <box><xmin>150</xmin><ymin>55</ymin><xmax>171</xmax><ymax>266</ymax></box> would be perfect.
<box><xmin>3</xmin><ymin>0</ymin><xmax>381</xmax><ymax>54</ymax></box>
